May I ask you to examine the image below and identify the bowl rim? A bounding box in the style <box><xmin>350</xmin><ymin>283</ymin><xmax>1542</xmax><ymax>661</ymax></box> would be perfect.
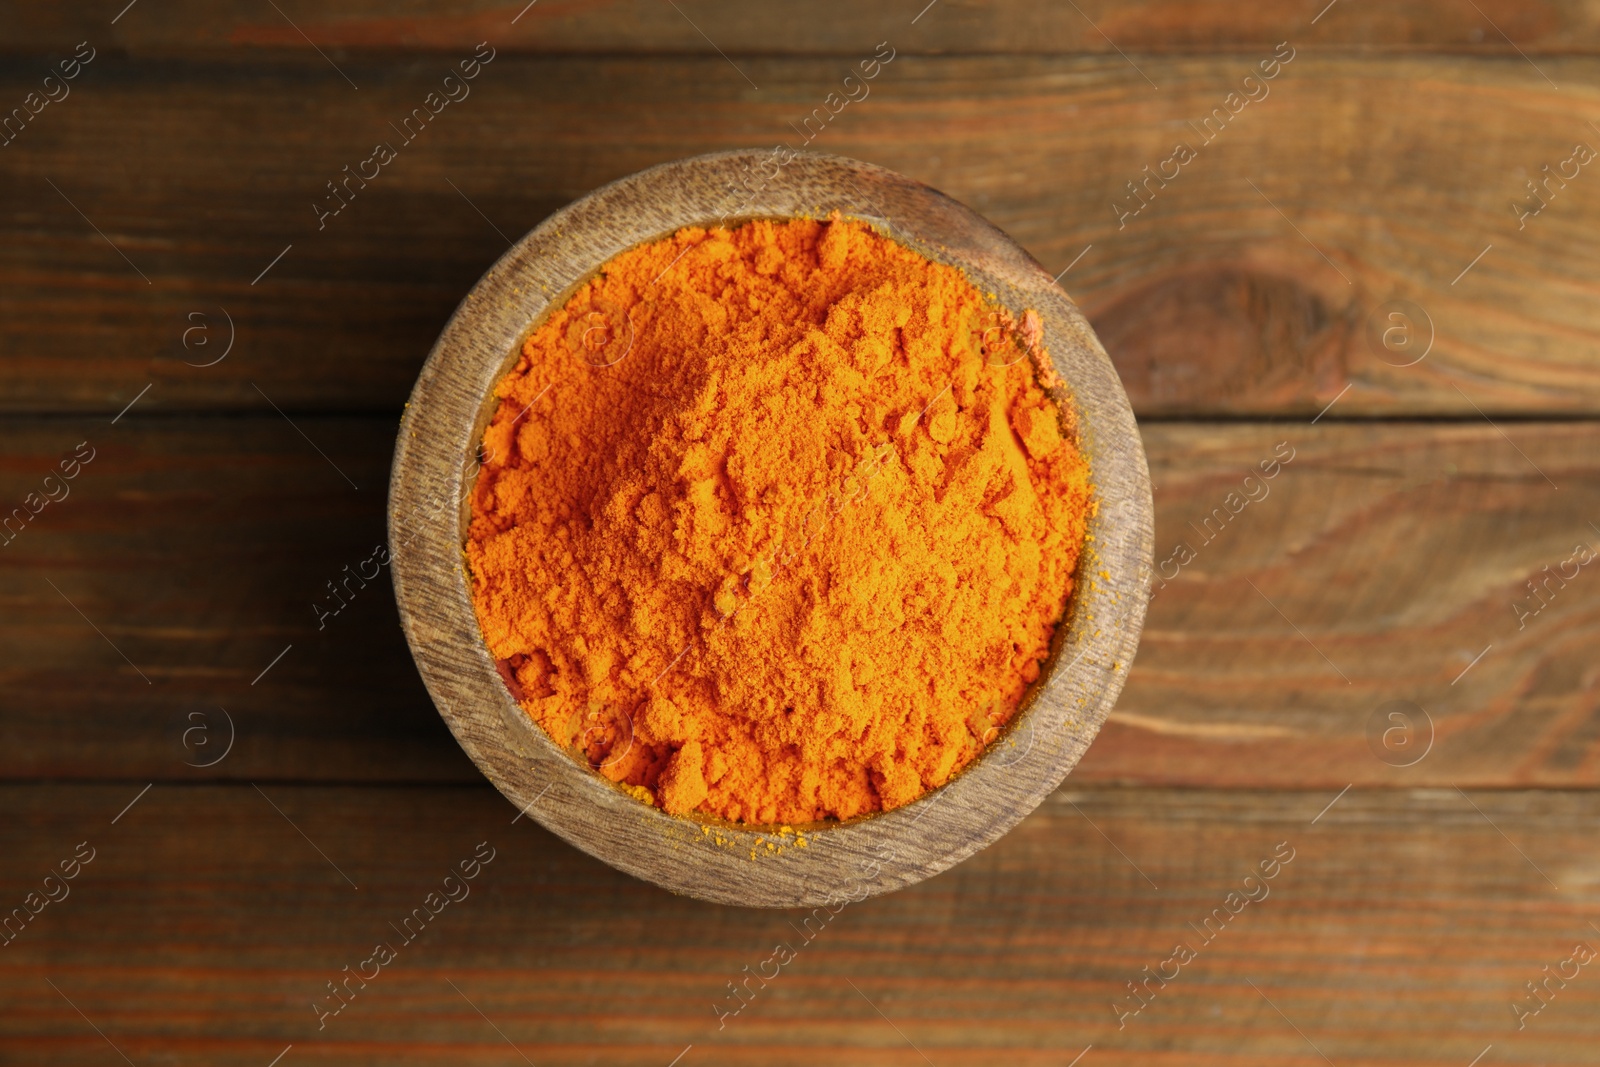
<box><xmin>389</xmin><ymin>148</ymin><xmax>1153</xmax><ymax>908</ymax></box>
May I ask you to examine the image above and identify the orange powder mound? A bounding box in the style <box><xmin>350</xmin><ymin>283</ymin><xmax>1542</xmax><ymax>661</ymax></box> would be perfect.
<box><xmin>465</xmin><ymin>216</ymin><xmax>1092</xmax><ymax>825</ymax></box>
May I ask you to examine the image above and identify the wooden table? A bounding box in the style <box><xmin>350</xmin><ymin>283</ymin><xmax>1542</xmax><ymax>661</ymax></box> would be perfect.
<box><xmin>4</xmin><ymin>3</ymin><xmax>1598</xmax><ymax>1063</ymax></box>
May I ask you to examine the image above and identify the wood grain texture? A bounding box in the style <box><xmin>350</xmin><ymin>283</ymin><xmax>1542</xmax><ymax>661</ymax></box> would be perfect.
<box><xmin>386</xmin><ymin>149</ymin><xmax>1152</xmax><ymax>906</ymax></box>
<box><xmin>3</xmin><ymin>5</ymin><xmax>1593</xmax><ymax>1062</ymax></box>
<box><xmin>2</xmin><ymin>55</ymin><xmax>1600</xmax><ymax>416</ymax></box>
<box><xmin>7</xmin><ymin>418</ymin><xmax>1599</xmax><ymax>791</ymax></box>
<box><xmin>4</xmin><ymin>0</ymin><xmax>1600</xmax><ymax>55</ymax></box>
<box><xmin>1090</xmin><ymin>420</ymin><xmax>1600</xmax><ymax>789</ymax></box>
<box><xmin>1</xmin><ymin>782</ymin><xmax>1594</xmax><ymax>1065</ymax></box>
<box><xmin>0</xmin><ymin>416</ymin><xmax>477</xmax><ymax>783</ymax></box>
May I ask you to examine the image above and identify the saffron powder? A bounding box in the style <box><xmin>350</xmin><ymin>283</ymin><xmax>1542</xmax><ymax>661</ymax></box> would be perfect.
<box><xmin>466</xmin><ymin>215</ymin><xmax>1092</xmax><ymax>824</ymax></box>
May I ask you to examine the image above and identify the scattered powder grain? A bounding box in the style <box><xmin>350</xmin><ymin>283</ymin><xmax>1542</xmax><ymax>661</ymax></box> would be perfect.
<box><xmin>466</xmin><ymin>215</ymin><xmax>1092</xmax><ymax>825</ymax></box>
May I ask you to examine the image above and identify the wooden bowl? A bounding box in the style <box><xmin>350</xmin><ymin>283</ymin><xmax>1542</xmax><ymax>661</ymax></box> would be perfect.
<box><xmin>390</xmin><ymin>150</ymin><xmax>1153</xmax><ymax>908</ymax></box>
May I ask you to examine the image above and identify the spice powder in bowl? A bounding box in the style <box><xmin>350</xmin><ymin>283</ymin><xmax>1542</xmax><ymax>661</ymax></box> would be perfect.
<box><xmin>465</xmin><ymin>214</ymin><xmax>1092</xmax><ymax>826</ymax></box>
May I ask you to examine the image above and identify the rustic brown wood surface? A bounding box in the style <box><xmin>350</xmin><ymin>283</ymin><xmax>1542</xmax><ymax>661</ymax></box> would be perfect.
<box><xmin>5</xmin><ymin>419</ymin><xmax>1595</xmax><ymax>788</ymax></box>
<box><xmin>7</xmin><ymin>0</ymin><xmax>1600</xmax><ymax>54</ymax></box>
<box><xmin>4</xmin><ymin>0</ymin><xmax>1599</xmax><ymax>1062</ymax></box>
<box><xmin>4</xmin><ymin>54</ymin><xmax>1600</xmax><ymax>416</ymax></box>
<box><xmin>2</xmin><ymin>784</ymin><xmax>1594</xmax><ymax>1066</ymax></box>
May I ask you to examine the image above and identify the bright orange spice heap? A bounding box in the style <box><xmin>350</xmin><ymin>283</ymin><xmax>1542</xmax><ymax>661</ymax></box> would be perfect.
<box><xmin>466</xmin><ymin>215</ymin><xmax>1092</xmax><ymax>825</ymax></box>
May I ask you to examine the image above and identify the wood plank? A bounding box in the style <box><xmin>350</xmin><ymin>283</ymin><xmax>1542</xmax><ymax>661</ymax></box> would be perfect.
<box><xmin>0</xmin><ymin>416</ymin><xmax>478</xmax><ymax>783</ymax></box>
<box><xmin>0</xmin><ymin>782</ymin><xmax>1594</xmax><ymax>1065</ymax></box>
<box><xmin>5</xmin><ymin>0</ymin><xmax>1600</xmax><ymax>55</ymax></box>
<box><xmin>5</xmin><ymin>417</ymin><xmax>1600</xmax><ymax>789</ymax></box>
<box><xmin>3</xmin><ymin>54</ymin><xmax>1600</xmax><ymax>416</ymax></box>
<box><xmin>1089</xmin><ymin>420</ymin><xmax>1600</xmax><ymax>789</ymax></box>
